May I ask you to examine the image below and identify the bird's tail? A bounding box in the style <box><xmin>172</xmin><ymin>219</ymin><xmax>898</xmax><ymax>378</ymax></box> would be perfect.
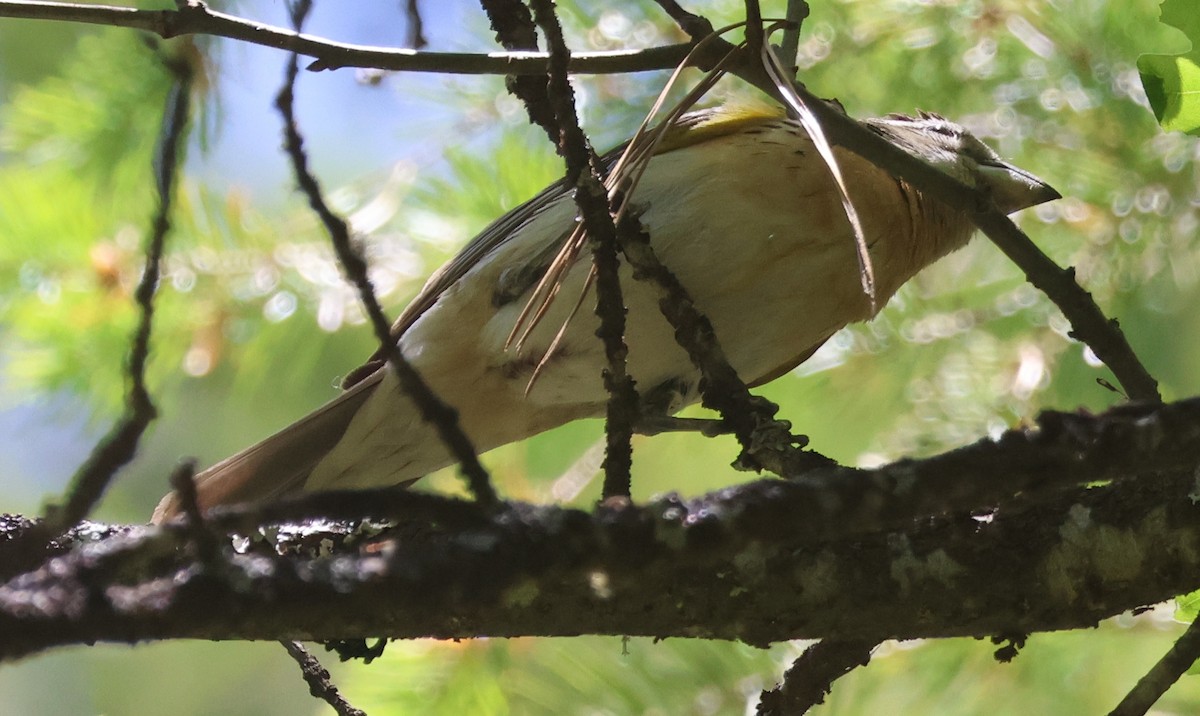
<box><xmin>150</xmin><ymin>374</ymin><xmax>382</xmax><ymax>524</ymax></box>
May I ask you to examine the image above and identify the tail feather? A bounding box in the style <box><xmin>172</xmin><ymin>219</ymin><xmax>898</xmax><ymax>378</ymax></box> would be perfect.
<box><xmin>151</xmin><ymin>372</ymin><xmax>383</xmax><ymax>524</ymax></box>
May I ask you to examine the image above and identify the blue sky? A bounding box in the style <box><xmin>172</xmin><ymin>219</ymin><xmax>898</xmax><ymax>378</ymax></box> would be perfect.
<box><xmin>193</xmin><ymin>0</ymin><xmax>487</xmax><ymax>201</ymax></box>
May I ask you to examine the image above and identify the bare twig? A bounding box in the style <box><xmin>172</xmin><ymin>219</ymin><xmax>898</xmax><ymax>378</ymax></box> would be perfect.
<box><xmin>280</xmin><ymin>640</ymin><xmax>366</xmax><ymax>716</ymax></box>
<box><xmin>757</xmin><ymin>639</ymin><xmax>876</xmax><ymax>715</ymax></box>
<box><xmin>0</xmin><ymin>0</ymin><xmax>691</xmax><ymax>75</ymax></box>
<box><xmin>616</xmin><ymin>213</ymin><xmax>833</xmax><ymax>476</ymax></box>
<box><xmin>476</xmin><ymin>0</ymin><xmax>556</xmax><ymax>141</ymax></box>
<box><xmin>529</xmin><ymin>0</ymin><xmax>638</xmax><ymax>499</ymax></box>
<box><xmin>775</xmin><ymin>0</ymin><xmax>809</xmax><ymax>72</ymax></box>
<box><xmin>167</xmin><ymin>459</ymin><xmax>221</xmax><ymax>564</ymax></box>
<box><xmin>168</xmin><ymin>460</ymin><xmax>203</xmax><ymax>526</ymax></box>
<box><xmin>649</xmin><ymin>0</ymin><xmax>713</xmax><ymax>39</ymax></box>
<box><xmin>41</xmin><ymin>51</ymin><xmax>193</xmax><ymax>533</ymax></box>
<box><xmin>1108</xmin><ymin>617</ymin><xmax>1200</xmax><ymax>716</ymax></box>
<box><xmin>972</xmin><ymin>211</ymin><xmax>1161</xmax><ymax>402</ymax></box>
<box><xmin>275</xmin><ymin>0</ymin><xmax>496</xmax><ymax>505</ymax></box>
<box><xmin>742</xmin><ymin>0</ymin><xmax>763</xmax><ymax>55</ymax></box>
<box><xmin>404</xmin><ymin>0</ymin><xmax>426</xmax><ymax>49</ymax></box>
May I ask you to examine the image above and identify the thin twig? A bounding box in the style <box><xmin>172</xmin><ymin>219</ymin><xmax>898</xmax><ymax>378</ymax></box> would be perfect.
<box><xmin>972</xmin><ymin>210</ymin><xmax>1161</xmax><ymax>402</ymax></box>
<box><xmin>0</xmin><ymin>0</ymin><xmax>691</xmax><ymax>75</ymax></box>
<box><xmin>168</xmin><ymin>459</ymin><xmax>203</xmax><ymax>526</ymax></box>
<box><xmin>41</xmin><ymin>52</ymin><xmax>193</xmax><ymax>533</ymax></box>
<box><xmin>275</xmin><ymin>0</ymin><xmax>496</xmax><ymax>505</ymax></box>
<box><xmin>757</xmin><ymin>639</ymin><xmax>876</xmax><ymax>715</ymax></box>
<box><xmin>775</xmin><ymin>0</ymin><xmax>809</xmax><ymax>72</ymax></box>
<box><xmin>742</xmin><ymin>0</ymin><xmax>763</xmax><ymax>55</ymax></box>
<box><xmin>280</xmin><ymin>640</ymin><xmax>366</xmax><ymax>716</ymax></box>
<box><xmin>649</xmin><ymin>0</ymin><xmax>713</xmax><ymax>39</ymax></box>
<box><xmin>167</xmin><ymin>459</ymin><xmax>221</xmax><ymax>564</ymax></box>
<box><xmin>1108</xmin><ymin>617</ymin><xmax>1200</xmax><ymax>716</ymax></box>
<box><xmin>529</xmin><ymin>0</ymin><xmax>638</xmax><ymax>499</ymax></box>
<box><xmin>617</xmin><ymin>214</ymin><xmax>834</xmax><ymax>476</ymax></box>
<box><xmin>404</xmin><ymin>0</ymin><xmax>426</xmax><ymax>49</ymax></box>
<box><xmin>476</xmin><ymin>0</ymin><xmax>556</xmax><ymax>141</ymax></box>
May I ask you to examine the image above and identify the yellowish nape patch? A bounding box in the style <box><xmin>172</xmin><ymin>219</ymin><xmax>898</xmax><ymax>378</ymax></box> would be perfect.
<box><xmin>654</xmin><ymin>101</ymin><xmax>788</xmax><ymax>155</ymax></box>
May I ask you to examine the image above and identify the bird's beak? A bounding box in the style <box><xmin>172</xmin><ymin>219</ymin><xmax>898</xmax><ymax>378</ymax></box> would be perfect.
<box><xmin>977</xmin><ymin>161</ymin><xmax>1061</xmax><ymax>214</ymax></box>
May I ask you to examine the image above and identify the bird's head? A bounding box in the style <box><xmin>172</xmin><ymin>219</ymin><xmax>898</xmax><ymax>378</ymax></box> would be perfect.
<box><xmin>864</xmin><ymin>112</ymin><xmax>1061</xmax><ymax>214</ymax></box>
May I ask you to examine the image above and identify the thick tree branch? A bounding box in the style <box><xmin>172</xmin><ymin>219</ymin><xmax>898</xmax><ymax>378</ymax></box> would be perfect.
<box><xmin>3</xmin><ymin>396</ymin><xmax>1200</xmax><ymax>661</ymax></box>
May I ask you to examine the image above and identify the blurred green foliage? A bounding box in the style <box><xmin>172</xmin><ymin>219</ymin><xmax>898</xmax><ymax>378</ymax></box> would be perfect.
<box><xmin>1</xmin><ymin>0</ymin><xmax>1199</xmax><ymax>714</ymax></box>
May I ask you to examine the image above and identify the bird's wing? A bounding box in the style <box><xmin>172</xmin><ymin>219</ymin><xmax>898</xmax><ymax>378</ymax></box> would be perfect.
<box><xmin>352</xmin><ymin>106</ymin><xmax>788</xmax><ymax>377</ymax></box>
<box><xmin>150</xmin><ymin>370</ymin><xmax>383</xmax><ymax>523</ymax></box>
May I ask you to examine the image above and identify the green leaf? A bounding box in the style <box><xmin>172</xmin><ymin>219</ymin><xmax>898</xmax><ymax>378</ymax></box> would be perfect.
<box><xmin>1177</xmin><ymin>589</ymin><xmax>1200</xmax><ymax>622</ymax></box>
<box><xmin>1138</xmin><ymin>0</ymin><xmax>1200</xmax><ymax>135</ymax></box>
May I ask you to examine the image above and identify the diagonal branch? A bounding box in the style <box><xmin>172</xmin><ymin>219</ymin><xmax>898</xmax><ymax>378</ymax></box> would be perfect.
<box><xmin>476</xmin><ymin>0</ymin><xmax>557</xmax><ymax>142</ymax></box>
<box><xmin>280</xmin><ymin>640</ymin><xmax>366</xmax><ymax>716</ymax></box>
<box><xmin>275</xmin><ymin>0</ymin><xmax>496</xmax><ymax>505</ymax></box>
<box><xmin>757</xmin><ymin>639</ymin><xmax>876</xmax><ymax>715</ymax></box>
<box><xmin>1108</xmin><ymin>616</ymin><xmax>1200</xmax><ymax>716</ymax></box>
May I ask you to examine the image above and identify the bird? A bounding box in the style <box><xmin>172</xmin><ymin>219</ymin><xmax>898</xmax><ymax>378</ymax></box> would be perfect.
<box><xmin>152</xmin><ymin>105</ymin><xmax>1059</xmax><ymax>523</ymax></box>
